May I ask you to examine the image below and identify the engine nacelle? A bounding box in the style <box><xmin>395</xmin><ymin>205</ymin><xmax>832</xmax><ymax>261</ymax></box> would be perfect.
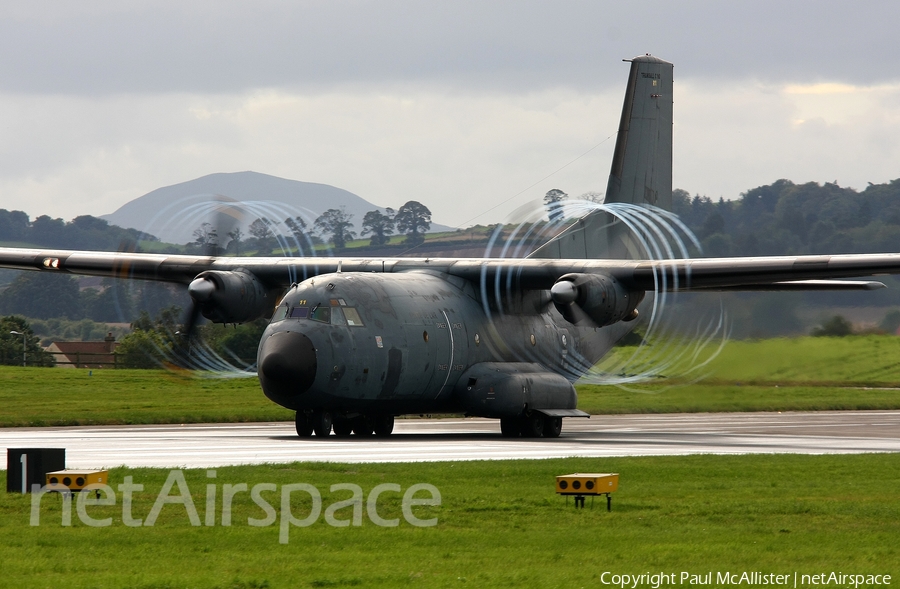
<box><xmin>188</xmin><ymin>270</ymin><xmax>273</xmax><ymax>324</ymax></box>
<box><xmin>550</xmin><ymin>273</ymin><xmax>643</xmax><ymax>327</ymax></box>
<box><xmin>453</xmin><ymin>363</ymin><xmax>577</xmax><ymax>418</ymax></box>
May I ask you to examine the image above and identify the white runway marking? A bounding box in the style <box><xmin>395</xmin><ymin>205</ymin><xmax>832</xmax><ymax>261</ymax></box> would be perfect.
<box><xmin>1</xmin><ymin>411</ymin><xmax>899</xmax><ymax>469</ymax></box>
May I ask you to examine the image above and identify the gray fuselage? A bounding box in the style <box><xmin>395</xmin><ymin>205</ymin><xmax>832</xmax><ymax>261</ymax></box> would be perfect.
<box><xmin>257</xmin><ymin>271</ymin><xmax>625</xmax><ymax>417</ymax></box>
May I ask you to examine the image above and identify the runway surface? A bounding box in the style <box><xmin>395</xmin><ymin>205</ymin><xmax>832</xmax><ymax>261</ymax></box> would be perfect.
<box><xmin>2</xmin><ymin>411</ymin><xmax>899</xmax><ymax>468</ymax></box>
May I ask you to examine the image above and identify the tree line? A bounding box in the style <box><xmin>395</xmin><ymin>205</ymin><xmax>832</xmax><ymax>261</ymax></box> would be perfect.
<box><xmin>111</xmin><ymin>307</ymin><xmax>267</xmax><ymax>369</ymax></box>
<box><xmin>671</xmin><ymin>179</ymin><xmax>900</xmax><ymax>257</ymax></box>
<box><xmin>0</xmin><ymin>210</ymin><xmax>154</xmax><ymax>251</ymax></box>
<box><xmin>7</xmin><ymin>180</ymin><xmax>900</xmax><ymax>257</ymax></box>
<box><xmin>189</xmin><ymin>200</ymin><xmax>433</xmax><ymax>255</ymax></box>
<box><xmin>540</xmin><ymin>178</ymin><xmax>900</xmax><ymax>257</ymax></box>
<box><xmin>0</xmin><ymin>273</ymin><xmax>187</xmax><ymax>323</ymax></box>
<box><xmin>0</xmin><ymin>200</ymin><xmax>432</xmax><ymax>257</ymax></box>
<box><xmin>0</xmin><ymin>315</ymin><xmax>55</xmax><ymax>366</ymax></box>
<box><xmin>0</xmin><ymin>308</ymin><xmax>265</xmax><ymax>368</ymax></box>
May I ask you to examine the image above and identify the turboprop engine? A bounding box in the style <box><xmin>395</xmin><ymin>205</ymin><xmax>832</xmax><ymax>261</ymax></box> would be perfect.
<box><xmin>549</xmin><ymin>273</ymin><xmax>643</xmax><ymax>327</ymax></box>
<box><xmin>188</xmin><ymin>269</ymin><xmax>273</xmax><ymax>324</ymax></box>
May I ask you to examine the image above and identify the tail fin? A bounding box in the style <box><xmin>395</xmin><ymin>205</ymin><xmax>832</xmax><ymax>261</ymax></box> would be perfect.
<box><xmin>605</xmin><ymin>54</ymin><xmax>673</xmax><ymax>209</ymax></box>
<box><xmin>530</xmin><ymin>54</ymin><xmax>674</xmax><ymax>260</ymax></box>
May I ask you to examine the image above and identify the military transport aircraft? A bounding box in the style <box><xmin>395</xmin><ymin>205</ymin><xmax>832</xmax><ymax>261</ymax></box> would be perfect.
<box><xmin>1</xmin><ymin>54</ymin><xmax>898</xmax><ymax>439</ymax></box>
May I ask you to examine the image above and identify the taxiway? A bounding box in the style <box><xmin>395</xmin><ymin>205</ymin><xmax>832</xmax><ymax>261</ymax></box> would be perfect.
<box><xmin>1</xmin><ymin>410</ymin><xmax>899</xmax><ymax>468</ymax></box>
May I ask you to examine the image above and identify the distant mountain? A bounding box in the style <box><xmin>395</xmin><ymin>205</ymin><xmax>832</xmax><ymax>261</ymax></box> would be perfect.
<box><xmin>101</xmin><ymin>171</ymin><xmax>450</xmax><ymax>244</ymax></box>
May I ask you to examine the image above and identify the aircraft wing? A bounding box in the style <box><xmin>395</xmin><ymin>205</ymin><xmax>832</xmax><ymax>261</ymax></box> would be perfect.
<box><xmin>1</xmin><ymin>247</ymin><xmax>899</xmax><ymax>291</ymax></box>
<box><xmin>620</xmin><ymin>254</ymin><xmax>900</xmax><ymax>291</ymax></box>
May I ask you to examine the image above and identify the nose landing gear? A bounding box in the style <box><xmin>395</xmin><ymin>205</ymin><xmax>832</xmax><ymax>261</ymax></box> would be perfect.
<box><xmin>294</xmin><ymin>411</ymin><xmax>395</xmax><ymax>438</ymax></box>
<box><xmin>295</xmin><ymin>411</ymin><xmax>313</xmax><ymax>437</ymax></box>
<box><xmin>312</xmin><ymin>410</ymin><xmax>333</xmax><ymax>437</ymax></box>
<box><xmin>294</xmin><ymin>410</ymin><xmax>334</xmax><ymax>437</ymax></box>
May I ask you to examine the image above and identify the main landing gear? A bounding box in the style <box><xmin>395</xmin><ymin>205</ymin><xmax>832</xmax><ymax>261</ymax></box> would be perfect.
<box><xmin>500</xmin><ymin>413</ymin><xmax>562</xmax><ymax>438</ymax></box>
<box><xmin>295</xmin><ymin>411</ymin><xmax>395</xmax><ymax>438</ymax></box>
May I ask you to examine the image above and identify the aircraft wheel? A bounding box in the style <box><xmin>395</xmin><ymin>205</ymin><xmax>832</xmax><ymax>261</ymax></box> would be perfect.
<box><xmin>295</xmin><ymin>411</ymin><xmax>313</xmax><ymax>437</ymax></box>
<box><xmin>499</xmin><ymin>417</ymin><xmax>522</xmax><ymax>437</ymax></box>
<box><xmin>542</xmin><ymin>416</ymin><xmax>562</xmax><ymax>438</ymax></box>
<box><xmin>313</xmin><ymin>410</ymin><xmax>333</xmax><ymax>437</ymax></box>
<box><xmin>372</xmin><ymin>414</ymin><xmax>394</xmax><ymax>437</ymax></box>
<box><xmin>332</xmin><ymin>417</ymin><xmax>354</xmax><ymax>437</ymax></box>
<box><xmin>352</xmin><ymin>416</ymin><xmax>374</xmax><ymax>436</ymax></box>
<box><xmin>520</xmin><ymin>413</ymin><xmax>544</xmax><ymax>438</ymax></box>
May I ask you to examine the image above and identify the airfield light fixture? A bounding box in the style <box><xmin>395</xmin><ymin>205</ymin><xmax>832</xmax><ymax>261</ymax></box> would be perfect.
<box><xmin>9</xmin><ymin>330</ymin><xmax>26</xmax><ymax>367</ymax></box>
<box><xmin>556</xmin><ymin>473</ymin><xmax>619</xmax><ymax>510</ymax></box>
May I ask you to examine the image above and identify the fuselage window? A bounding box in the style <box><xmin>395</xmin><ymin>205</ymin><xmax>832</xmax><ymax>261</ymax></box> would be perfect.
<box><xmin>343</xmin><ymin>307</ymin><xmax>364</xmax><ymax>326</ymax></box>
<box><xmin>310</xmin><ymin>306</ymin><xmax>331</xmax><ymax>323</ymax></box>
<box><xmin>290</xmin><ymin>307</ymin><xmax>309</xmax><ymax>319</ymax></box>
<box><xmin>332</xmin><ymin>307</ymin><xmax>347</xmax><ymax>326</ymax></box>
<box><xmin>271</xmin><ymin>305</ymin><xmax>289</xmax><ymax>322</ymax></box>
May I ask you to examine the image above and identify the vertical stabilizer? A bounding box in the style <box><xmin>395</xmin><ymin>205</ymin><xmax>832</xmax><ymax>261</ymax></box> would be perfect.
<box><xmin>605</xmin><ymin>54</ymin><xmax>673</xmax><ymax>209</ymax></box>
<box><xmin>530</xmin><ymin>54</ymin><xmax>673</xmax><ymax>260</ymax></box>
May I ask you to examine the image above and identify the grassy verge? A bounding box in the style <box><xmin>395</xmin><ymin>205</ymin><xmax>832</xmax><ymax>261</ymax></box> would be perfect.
<box><xmin>576</xmin><ymin>384</ymin><xmax>900</xmax><ymax>415</ymax></box>
<box><xmin>0</xmin><ymin>367</ymin><xmax>291</xmax><ymax>427</ymax></box>
<box><xmin>580</xmin><ymin>335</ymin><xmax>900</xmax><ymax>414</ymax></box>
<box><xmin>4</xmin><ymin>336</ymin><xmax>900</xmax><ymax>427</ymax></box>
<box><xmin>1</xmin><ymin>454</ymin><xmax>897</xmax><ymax>588</ymax></box>
<box><xmin>600</xmin><ymin>335</ymin><xmax>900</xmax><ymax>384</ymax></box>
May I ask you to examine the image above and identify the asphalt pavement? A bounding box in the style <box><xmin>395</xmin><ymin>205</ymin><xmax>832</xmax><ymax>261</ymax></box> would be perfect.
<box><xmin>2</xmin><ymin>410</ymin><xmax>899</xmax><ymax>468</ymax></box>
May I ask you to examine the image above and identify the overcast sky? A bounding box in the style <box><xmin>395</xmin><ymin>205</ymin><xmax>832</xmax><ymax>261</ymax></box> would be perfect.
<box><xmin>1</xmin><ymin>0</ymin><xmax>898</xmax><ymax>229</ymax></box>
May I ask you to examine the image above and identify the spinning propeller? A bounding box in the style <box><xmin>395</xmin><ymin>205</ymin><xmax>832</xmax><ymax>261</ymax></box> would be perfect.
<box><xmin>548</xmin><ymin>273</ymin><xmax>640</xmax><ymax>328</ymax></box>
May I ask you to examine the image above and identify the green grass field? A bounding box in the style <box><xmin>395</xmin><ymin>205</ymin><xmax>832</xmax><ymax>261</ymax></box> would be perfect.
<box><xmin>663</xmin><ymin>335</ymin><xmax>900</xmax><ymax>384</ymax></box>
<box><xmin>3</xmin><ymin>336</ymin><xmax>900</xmax><ymax>427</ymax></box>
<box><xmin>1</xmin><ymin>454</ymin><xmax>897</xmax><ymax>588</ymax></box>
<box><xmin>593</xmin><ymin>334</ymin><xmax>900</xmax><ymax>385</ymax></box>
<box><xmin>580</xmin><ymin>335</ymin><xmax>900</xmax><ymax>414</ymax></box>
<box><xmin>2</xmin><ymin>337</ymin><xmax>898</xmax><ymax>586</ymax></box>
<box><xmin>0</xmin><ymin>367</ymin><xmax>290</xmax><ymax>427</ymax></box>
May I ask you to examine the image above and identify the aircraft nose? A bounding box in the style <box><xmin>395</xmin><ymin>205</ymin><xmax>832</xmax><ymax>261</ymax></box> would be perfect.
<box><xmin>258</xmin><ymin>331</ymin><xmax>317</xmax><ymax>398</ymax></box>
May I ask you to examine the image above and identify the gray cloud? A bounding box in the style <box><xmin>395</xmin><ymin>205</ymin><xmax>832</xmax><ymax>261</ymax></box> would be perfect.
<box><xmin>2</xmin><ymin>1</ymin><xmax>899</xmax><ymax>228</ymax></box>
<box><xmin>1</xmin><ymin>0</ymin><xmax>897</xmax><ymax>95</ymax></box>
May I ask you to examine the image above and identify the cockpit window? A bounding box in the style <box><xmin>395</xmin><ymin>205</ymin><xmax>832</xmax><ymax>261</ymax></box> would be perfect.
<box><xmin>343</xmin><ymin>307</ymin><xmax>364</xmax><ymax>326</ymax></box>
<box><xmin>278</xmin><ymin>302</ymin><xmax>360</xmax><ymax>326</ymax></box>
<box><xmin>310</xmin><ymin>305</ymin><xmax>331</xmax><ymax>323</ymax></box>
<box><xmin>271</xmin><ymin>305</ymin><xmax>288</xmax><ymax>323</ymax></box>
